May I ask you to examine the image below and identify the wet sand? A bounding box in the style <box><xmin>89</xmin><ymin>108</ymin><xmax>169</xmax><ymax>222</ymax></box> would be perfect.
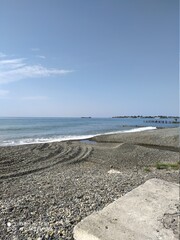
<box><xmin>0</xmin><ymin>127</ymin><xmax>179</xmax><ymax>239</ymax></box>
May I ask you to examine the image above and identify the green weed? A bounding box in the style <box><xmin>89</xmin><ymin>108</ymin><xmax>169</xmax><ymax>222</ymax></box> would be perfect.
<box><xmin>156</xmin><ymin>162</ymin><xmax>180</xmax><ymax>170</ymax></box>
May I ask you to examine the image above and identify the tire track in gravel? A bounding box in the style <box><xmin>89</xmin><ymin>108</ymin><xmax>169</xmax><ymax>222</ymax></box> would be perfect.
<box><xmin>0</xmin><ymin>143</ymin><xmax>93</xmax><ymax>180</ymax></box>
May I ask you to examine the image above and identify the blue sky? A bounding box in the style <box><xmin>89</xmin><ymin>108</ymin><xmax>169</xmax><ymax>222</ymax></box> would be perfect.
<box><xmin>0</xmin><ymin>0</ymin><xmax>178</xmax><ymax>117</ymax></box>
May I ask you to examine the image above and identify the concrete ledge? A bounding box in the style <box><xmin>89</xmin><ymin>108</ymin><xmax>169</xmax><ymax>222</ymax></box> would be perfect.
<box><xmin>73</xmin><ymin>178</ymin><xmax>179</xmax><ymax>240</ymax></box>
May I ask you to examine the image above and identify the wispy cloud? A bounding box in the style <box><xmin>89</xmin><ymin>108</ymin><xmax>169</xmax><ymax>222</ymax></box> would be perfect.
<box><xmin>21</xmin><ymin>95</ymin><xmax>48</xmax><ymax>100</ymax></box>
<box><xmin>36</xmin><ymin>55</ymin><xmax>46</xmax><ymax>59</ymax></box>
<box><xmin>0</xmin><ymin>57</ymin><xmax>73</xmax><ymax>84</ymax></box>
<box><xmin>0</xmin><ymin>58</ymin><xmax>26</xmax><ymax>69</ymax></box>
<box><xmin>0</xmin><ymin>52</ymin><xmax>7</xmax><ymax>58</ymax></box>
<box><xmin>0</xmin><ymin>89</ymin><xmax>9</xmax><ymax>98</ymax></box>
<box><xmin>31</xmin><ymin>48</ymin><xmax>40</xmax><ymax>52</ymax></box>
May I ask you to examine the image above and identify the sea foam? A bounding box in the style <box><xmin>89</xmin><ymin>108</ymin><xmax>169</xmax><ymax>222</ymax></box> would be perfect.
<box><xmin>102</xmin><ymin>126</ymin><xmax>157</xmax><ymax>135</ymax></box>
<box><xmin>1</xmin><ymin>126</ymin><xmax>156</xmax><ymax>146</ymax></box>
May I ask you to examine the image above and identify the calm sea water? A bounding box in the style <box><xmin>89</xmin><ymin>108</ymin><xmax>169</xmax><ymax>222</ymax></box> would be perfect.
<box><xmin>0</xmin><ymin>117</ymin><xmax>178</xmax><ymax>146</ymax></box>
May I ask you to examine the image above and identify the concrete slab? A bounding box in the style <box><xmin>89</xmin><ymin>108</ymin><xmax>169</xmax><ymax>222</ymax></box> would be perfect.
<box><xmin>73</xmin><ymin>179</ymin><xmax>179</xmax><ymax>240</ymax></box>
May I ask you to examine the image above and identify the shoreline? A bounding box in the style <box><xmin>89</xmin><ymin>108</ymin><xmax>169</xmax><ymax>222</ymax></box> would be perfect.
<box><xmin>0</xmin><ymin>127</ymin><xmax>179</xmax><ymax>239</ymax></box>
<box><xmin>0</xmin><ymin>125</ymin><xmax>172</xmax><ymax>147</ymax></box>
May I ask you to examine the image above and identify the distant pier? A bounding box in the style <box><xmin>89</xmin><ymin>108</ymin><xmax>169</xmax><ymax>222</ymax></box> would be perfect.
<box><xmin>112</xmin><ymin>116</ymin><xmax>180</xmax><ymax>125</ymax></box>
<box><xmin>144</xmin><ymin>119</ymin><xmax>179</xmax><ymax>124</ymax></box>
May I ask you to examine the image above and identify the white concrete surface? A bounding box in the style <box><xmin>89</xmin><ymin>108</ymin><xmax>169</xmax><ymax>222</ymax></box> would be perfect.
<box><xmin>73</xmin><ymin>178</ymin><xmax>179</xmax><ymax>240</ymax></box>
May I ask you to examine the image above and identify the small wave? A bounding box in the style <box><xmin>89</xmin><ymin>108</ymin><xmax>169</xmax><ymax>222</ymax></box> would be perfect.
<box><xmin>0</xmin><ymin>135</ymin><xmax>97</xmax><ymax>146</ymax></box>
<box><xmin>0</xmin><ymin>126</ymin><xmax>157</xmax><ymax>146</ymax></box>
<box><xmin>101</xmin><ymin>126</ymin><xmax>157</xmax><ymax>136</ymax></box>
<box><xmin>122</xmin><ymin>126</ymin><xmax>157</xmax><ymax>133</ymax></box>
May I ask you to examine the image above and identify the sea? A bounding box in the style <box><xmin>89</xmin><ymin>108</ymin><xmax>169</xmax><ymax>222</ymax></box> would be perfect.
<box><xmin>0</xmin><ymin>117</ymin><xmax>178</xmax><ymax>146</ymax></box>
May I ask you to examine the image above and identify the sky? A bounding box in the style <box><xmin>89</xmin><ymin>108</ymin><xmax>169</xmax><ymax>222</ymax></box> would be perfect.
<box><xmin>0</xmin><ymin>0</ymin><xmax>179</xmax><ymax>117</ymax></box>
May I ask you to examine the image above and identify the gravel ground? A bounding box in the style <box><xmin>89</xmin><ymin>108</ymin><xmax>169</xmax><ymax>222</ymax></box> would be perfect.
<box><xmin>0</xmin><ymin>128</ymin><xmax>179</xmax><ymax>240</ymax></box>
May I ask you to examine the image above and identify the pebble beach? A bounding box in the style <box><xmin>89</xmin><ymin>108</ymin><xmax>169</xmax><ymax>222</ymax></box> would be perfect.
<box><xmin>0</xmin><ymin>127</ymin><xmax>179</xmax><ymax>240</ymax></box>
